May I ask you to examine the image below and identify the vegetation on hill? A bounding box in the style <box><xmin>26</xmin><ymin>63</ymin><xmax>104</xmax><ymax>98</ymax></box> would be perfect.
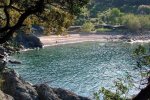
<box><xmin>75</xmin><ymin>0</ymin><xmax>150</xmax><ymax>32</ymax></box>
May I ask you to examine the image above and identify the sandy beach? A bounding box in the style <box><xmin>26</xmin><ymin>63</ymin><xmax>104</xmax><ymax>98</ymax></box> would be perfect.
<box><xmin>39</xmin><ymin>32</ymin><xmax>150</xmax><ymax>46</ymax></box>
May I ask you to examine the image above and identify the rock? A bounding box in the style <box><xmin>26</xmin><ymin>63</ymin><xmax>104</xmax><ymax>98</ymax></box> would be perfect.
<box><xmin>34</xmin><ymin>84</ymin><xmax>91</xmax><ymax>100</ymax></box>
<box><xmin>0</xmin><ymin>68</ymin><xmax>90</xmax><ymax>100</ymax></box>
<box><xmin>0</xmin><ymin>54</ymin><xmax>5</xmax><ymax>60</ymax></box>
<box><xmin>8</xmin><ymin>60</ymin><xmax>22</xmax><ymax>64</ymax></box>
<box><xmin>0</xmin><ymin>46</ymin><xmax>5</xmax><ymax>56</ymax></box>
<box><xmin>34</xmin><ymin>84</ymin><xmax>61</xmax><ymax>100</ymax></box>
<box><xmin>15</xmin><ymin>32</ymin><xmax>43</xmax><ymax>49</ymax></box>
<box><xmin>1</xmin><ymin>68</ymin><xmax>39</xmax><ymax>100</ymax></box>
<box><xmin>0</xmin><ymin>90</ymin><xmax>14</xmax><ymax>100</ymax></box>
<box><xmin>0</xmin><ymin>60</ymin><xmax>6</xmax><ymax>71</ymax></box>
<box><xmin>53</xmin><ymin>88</ymin><xmax>91</xmax><ymax>100</ymax></box>
<box><xmin>32</xmin><ymin>25</ymin><xmax>44</xmax><ymax>36</ymax></box>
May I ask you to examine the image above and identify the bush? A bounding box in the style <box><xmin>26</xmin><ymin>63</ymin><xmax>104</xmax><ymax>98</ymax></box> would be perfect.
<box><xmin>121</xmin><ymin>14</ymin><xmax>141</xmax><ymax>32</ymax></box>
<box><xmin>97</xmin><ymin>8</ymin><xmax>124</xmax><ymax>25</ymax></box>
<box><xmin>81</xmin><ymin>21</ymin><xmax>95</xmax><ymax>32</ymax></box>
<box><xmin>138</xmin><ymin>15</ymin><xmax>150</xmax><ymax>30</ymax></box>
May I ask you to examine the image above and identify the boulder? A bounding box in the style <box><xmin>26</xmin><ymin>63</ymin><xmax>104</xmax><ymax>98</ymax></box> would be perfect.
<box><xmin>0</xmin><ymin>60</ymin><xmax>6</xmax><ymax>71</ymax></box>
<box><xmin>0</xmin><ymin>46</ymin><xmax>5</xmax><ymax>56</ymax></box>
<box><xmin>34</xmin><ymin>84</ymin><xmax>91</xmax><ymax>100</ymax></box>
<box><xmin>0</xmin><ymin>90</ymin><xmax>14</xmax><ymax>100</ymax></box>
<box><xmin>8</xmin><ymin>60</ymin><xmax>22</xmax><ymax>64</ymax></box>
<box><xmin>1</xmin><ymin>68</ymin><xmax>39</xmax><ymax>100</ymax></box>
<box><xmin>34</xmin><ymin>84</ymin><xmax>61</xmax><ymax>100</ymax></box>
<box><xmin>15</xmin><ymin>32</ymin><xmax>43</xmax><ymax>49</ymax></box>
<box><xmin>53</xmin><ymin>88</ymin><xmax>91</xmax><ymax>100</ymax></box>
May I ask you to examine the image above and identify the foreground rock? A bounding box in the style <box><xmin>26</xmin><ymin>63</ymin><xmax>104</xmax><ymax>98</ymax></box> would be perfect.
<box><xmin>2</xmin><ymin>68</ymin><xmax>39</xmax><ymax>100</ymax></box>
<box><xmin>0</xmin><ymin>90</ymin><xmax>14</xmax><ymax>100</ymax></box>
<box><xmin>34</xmin><ymin>84</ymin><xmax>90</xmax><ymax>100</ymax></box>
<box><xmin>0</xmin><ymin>67</ymin><xmax>91</xmax><ymax>100</ymax></box>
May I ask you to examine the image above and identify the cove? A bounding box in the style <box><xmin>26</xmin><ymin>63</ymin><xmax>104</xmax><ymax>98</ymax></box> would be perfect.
<box><xmin>10</xmin><ymin>41</ymin><xmax>143</xmax><ymax>98</ymax></box>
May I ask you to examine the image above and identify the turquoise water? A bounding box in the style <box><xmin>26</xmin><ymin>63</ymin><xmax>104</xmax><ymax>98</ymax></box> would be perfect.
<box><xmin>11</xmin><ymin>42</ymin><xmax>142</xmax><ymax>98</ymax></box>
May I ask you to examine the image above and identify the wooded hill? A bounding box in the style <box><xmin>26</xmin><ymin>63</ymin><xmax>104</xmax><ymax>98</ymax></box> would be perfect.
<box><xmin>88</xmin><ymin>0</ymin><xmax>150</xmax><ymax>17</ymax></box>
<box><xmin>74</xmin><ymin>0</ymin><xmax>150</xmax><ymax>32</ymax></box>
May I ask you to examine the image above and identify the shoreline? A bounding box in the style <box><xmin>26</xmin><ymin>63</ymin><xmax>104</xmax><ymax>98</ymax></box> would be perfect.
<box><xmin>39</xmin><ymin>32</ymin><xmax>150</xmax><ymax>47</ymax></box>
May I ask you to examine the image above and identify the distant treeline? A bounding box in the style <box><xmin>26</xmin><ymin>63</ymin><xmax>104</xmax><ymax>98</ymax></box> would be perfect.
<box><xmin>74</xmin><ymin>0</ymin><xmax>150</xmax><ymax>32</ymax></box>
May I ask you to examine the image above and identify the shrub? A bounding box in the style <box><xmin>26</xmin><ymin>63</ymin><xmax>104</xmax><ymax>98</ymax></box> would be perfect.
<box><xmin>121</xmin><ymin>14</ymin><xmax>141</xmax><ymax>32</ymax></box>
<box><xmin>97</xmin><ymin>8</ymin><xmax>124</xmax><ymax>25</ymax></box>
<box><xmin>81</xmin><ymin>21</ymin><xmax>95</xmax><ymax>32</ymax></box>
<box><xmin>138</xmin><ymin>15</ymin><xmax>150</xmax><ymax>30</ymax></box>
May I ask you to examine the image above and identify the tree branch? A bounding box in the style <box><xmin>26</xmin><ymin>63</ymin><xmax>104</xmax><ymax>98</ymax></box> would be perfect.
<box><xmin>0</xmin><ymin>0</ymin><xmax>45</xmax><ymax>44</ymax></box>
<box><xmin>10</xmin><ymin>6</ymin><xmax>24</xmax><ymax>12</ymax></box>
<box><xmin>3</xmin><ymin>6</ymin><xmax>10</xmax><ymax>27</ymax></box>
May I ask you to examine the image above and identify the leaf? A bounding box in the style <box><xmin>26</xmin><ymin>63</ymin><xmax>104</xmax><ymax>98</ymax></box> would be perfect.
<box><xmin>4</xmin><ymin>0</ymin><xmax>10</xmax><ymax>6</ymax></box>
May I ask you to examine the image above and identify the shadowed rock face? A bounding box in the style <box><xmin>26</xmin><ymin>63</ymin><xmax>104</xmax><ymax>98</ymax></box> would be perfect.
<box><xmin>0</xmin><ymin>67</ymin><xmax>91</xmax><ymax>100</ymax></box>
<box><xmin>34</xmin><ymin>84</ymin><xmax>61</xmax><ymax>100</ymax></box>
<box><xmin>1</xmin><ymin>68</ymin><xmax>39</xmax><ymax>100</ymax></box>
<box><xmin>34</xmin><ymin>84</ymin><xmax>91</xmax><ymax>100</ymax></box>
<box><xmin>0</xmin><ymin>90</ymin><xmax>14</xmax><ymax>100</ymax></box>
<box><xmin>15</xmin><ymin>32</ymin><xmax>43</xmax><ymax>49</ymax></box>
<box><xmin>53</xmin><ymin>88</ymin><xmax>91</xmax><ymax>100</ymax></box>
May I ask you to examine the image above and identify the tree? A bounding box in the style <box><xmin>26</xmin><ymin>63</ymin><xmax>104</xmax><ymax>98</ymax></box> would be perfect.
<box><xmin>97</xmin><ymin>8</ymin><xmax>123</xmax><ymax>25</ymax></box>
<box><xmin>121</xmin><ymin>14</ymin><xmax>141</xmax><ymax>32</ymax></box>
<box><xmin>0</xmin><ymin>0</ymin><xmax>89</xmax><ymax>44</ymax></box>
<box><xmin>81</xmin><ymin>21</ymin><xmax>94</xmax><ymax>32</ymax></box>
<box><xmin>138</xmin><ymin>15</ymin><xmax>150</xmax><ymax>31</ymax></box>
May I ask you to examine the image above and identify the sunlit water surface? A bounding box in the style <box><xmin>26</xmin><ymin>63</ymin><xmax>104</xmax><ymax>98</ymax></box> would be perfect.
<box><xmin>10</xmin><ymin>42</ymin><xmax>146</xmax><ymax>98</ymax></box>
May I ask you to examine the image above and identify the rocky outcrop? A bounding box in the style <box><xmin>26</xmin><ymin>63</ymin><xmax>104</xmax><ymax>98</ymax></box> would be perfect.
<box><xmin>34</xmin><ymin>84</ymin><xmax>60</xmax><ymax>100</ymax></box>
<box><xmin>0</xmin><ymin>90</ymin><xmax>14</xmax><ymax>100</ymax></box>
<box><xmin>1</xmin><ymin>68</ymin><xmax>39</xmax><ymax>100</ymax></box>
<box><xmin>15</xmin><ymin>32</ymin><xmax>43</xmax><ymax>49</ymax></box>
<box><xmin>34</xmin><ymin>84</ymin><xmax>91</xmax><ymax>100</ymax></box>
<box><xmin>8</xmin><ymin>60</ymin><xmax>22</xmax><ymax>64</ymax></box>
<box><xmin>0</xmin><ymin>67</ymin><xmax>91</xmax><ymax>100</ymax></box>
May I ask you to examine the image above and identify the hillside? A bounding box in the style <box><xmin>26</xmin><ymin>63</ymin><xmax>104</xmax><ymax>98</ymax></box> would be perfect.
<box><xmin>74</xmin><ymin>0</ymin><xmax>150</xmax><ymax>32</ymax></box>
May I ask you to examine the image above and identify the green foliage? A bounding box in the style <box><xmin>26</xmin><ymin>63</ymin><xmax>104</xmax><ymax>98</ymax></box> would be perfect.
<box><xmin>94</xmin><ymin>45</ymin><xmax>150</xmax><ymax>100</ymax></box>
<box><xmin>94</xmin><ymin>73</ymin><xmax>134</xmax><ymax>100</ymax></box>
<box><xmin>133</xmin><ymin>45</ymin><xmax>146</xmax><ymax>56</ymax></box>
<box><xmin>121</xmin><ymin>14</ymin><xmax>141</xmax><ymax>32</ymax></box>
<box><xmin>138</xmin><ymin>15</ymin><xmax>150</xmax><ymax>30</ymax></box>
<box><xmin>98</xmin><ymin>87</ymin><xmax>123</xmax><ymax>100</ymax></box>
<box><xmin>4</xmin><ymin>0</ymin><xmax>10</xmax><ymax>6</ymax></box>
<box><xmin>80</xmin><ymin>7</ymin><xmax>90</xmax><ymax>19</ymax></box>
<box><xmin>81</xmin><ymin>21</ymin><xmax>95</xmax><ymax>32</ymax></box>
<box><xmin>133</xmin><ymin>45</ymin><xmax>150</xmax><ymax>80</ymax></box>
<box><xmin>133</xmin><ymin>45</ymin><xmax>150</xmax><ymax>66</ymax></box>
<box><xmin>0</xmin><ymin>0</ymin><xmax>90</xmax><ymax>35</ymax></box>
<box><xmin>75</xmin><ymin>0</ymin><xmax>150</xmax><ymax>33</ymax></box>
<box><xmin>97</xmin><ymin>8</ymin><xmax>123</xmax><ymax>25</ymax></box>
<box><xmin>96</xmin><ymin>28</ymin><xmax>112</xmax><ymax>32</ymax></box>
